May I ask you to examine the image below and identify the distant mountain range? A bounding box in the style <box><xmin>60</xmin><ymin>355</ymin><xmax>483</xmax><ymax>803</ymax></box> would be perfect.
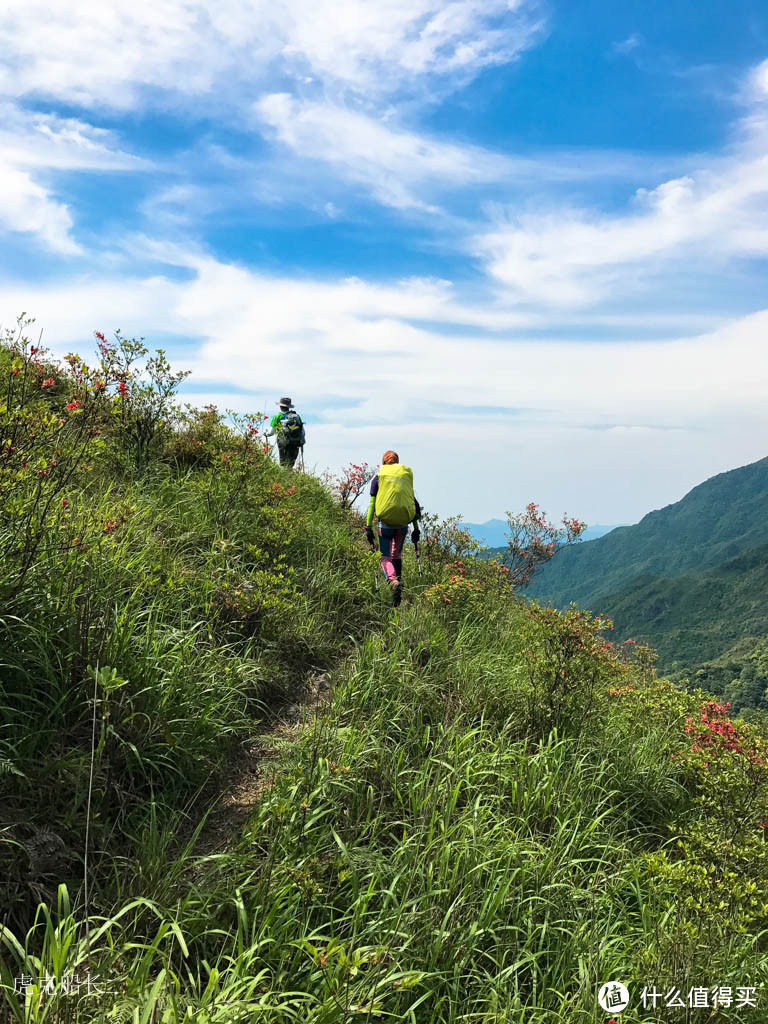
<box><xmin>524</xmin><ymin>455</ymin><xmax>768</xmax><ymax>681</ymax></box>
<box><xmin>462</xmin><ymin>518</ymin><xmax>626</xmax><ymax>548</ymax></box>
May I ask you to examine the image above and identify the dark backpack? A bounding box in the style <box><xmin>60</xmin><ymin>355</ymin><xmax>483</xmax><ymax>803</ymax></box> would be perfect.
<box><xmin>280</xmin><ymin>410</ymin><xmax>305</xmax><ymax>446</ymax></box>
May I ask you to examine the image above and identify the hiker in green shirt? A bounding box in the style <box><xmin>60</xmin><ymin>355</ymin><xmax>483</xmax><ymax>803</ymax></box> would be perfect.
<box><xmin>266</xmin><ymin>397</ymin><xmax>305</xmax><ymax>468</ymax></box>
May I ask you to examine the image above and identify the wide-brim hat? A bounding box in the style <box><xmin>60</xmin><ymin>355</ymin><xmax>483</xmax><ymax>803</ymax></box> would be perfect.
<box><xmin>276</xmin><ymin>396</ymin><xmax>292</xmax><ymax>406</ymax></box>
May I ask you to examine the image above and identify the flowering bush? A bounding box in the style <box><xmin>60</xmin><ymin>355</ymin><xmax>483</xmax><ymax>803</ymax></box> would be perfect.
<box><xmin>502</xmin><ymin>502</ymin><xmax>587</xmax><ymax>587</ymax></box>
<box><xmin>167</xmin><ymin>404</ymin><xmax>234</xmax><ymax>468</ymax></box>
<box><xmin>601</xmin><ymin>676</ymin><xmax>768</xmax><ymax>952</ymax></box>
<box><xmin>0</xmin><ymin>317</ymin><xmax>111</xmax><ymax>596</ymax></box>
<box><xmin>93</xmin><ymin>329</ymin><xmax>190</xmax><ymax>472</ymax></box>
<box><xmin>423</xmin><ymin>567</ymin><xmax>484</xmax><ymax>614</ymax></box>
<box><xmin>419</xmin><ymin>515</ymin><xmax>479</xmax><ymax>566</ymax></box>
<box><xmin>323</xmin><ymin>461</ymin><xmax>374</xmax><ymax>510</ymax></box>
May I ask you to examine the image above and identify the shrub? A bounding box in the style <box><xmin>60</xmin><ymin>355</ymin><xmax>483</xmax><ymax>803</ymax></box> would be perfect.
<box><xmin>0</xmin><ymin>317</ymin><xmax>111</xmax><ymax>598</ymax></box>
<box><xmin>322</xmin><ymin>461</ymin><xmax>375</xmax><ymax>510</ymax></box>
<box><xmin>93</xmin><ymin>329</ymin><xmax>190</xmax><ymax>473</ymax></box>
<box><xmin>502</xmin><ymin>501</ymin><xmax>587</xmax><ymax>587</ymax></box>
<box><xmin>518</xmin><ymin>602</ymin><xmax>621</xmax><ymax>739</ymax></box>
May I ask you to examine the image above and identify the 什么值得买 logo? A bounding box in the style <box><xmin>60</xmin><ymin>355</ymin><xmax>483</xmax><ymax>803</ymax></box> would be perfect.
<box><xmin>598</xmin><ymin>981</ymin><xmax>629</xmax><ymax>1014</ymax></box>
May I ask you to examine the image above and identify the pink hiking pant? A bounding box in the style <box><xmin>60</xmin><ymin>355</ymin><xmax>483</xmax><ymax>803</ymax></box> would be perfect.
<box><xmin>377</xmin><ymin>525</ymin><xmax>407</xmax><ymax>582</ymax></box>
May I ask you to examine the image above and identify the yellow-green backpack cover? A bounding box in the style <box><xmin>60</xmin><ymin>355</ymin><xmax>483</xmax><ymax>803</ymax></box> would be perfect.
<box><xmin>375</xmin><ymin>464</ymin><xmax>415</xmax><ymax>526</ymax></box>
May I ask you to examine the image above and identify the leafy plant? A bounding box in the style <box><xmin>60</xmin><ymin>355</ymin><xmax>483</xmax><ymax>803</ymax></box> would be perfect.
<box><xmin>93</xmin><ymin>329</ymin><xmax>190</xmax><ymax>473</ymax></box>
<box><xmin>322</xmin><ymin>461</ymin><xmax>375</xmax><ymax>510</ymax></box>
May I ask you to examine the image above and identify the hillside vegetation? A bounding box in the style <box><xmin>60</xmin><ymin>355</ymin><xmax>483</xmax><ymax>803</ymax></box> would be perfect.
<box><xmin>2</xmin><ymin>320</ymin><xmax>768</xmax><ymax>1023</ymax></box>
<box><xmin>601</xmin><ymin>542</ymin><xmax>768</xmax><ymax>669</ymax></box>
<box><xmin>524</xmin><ymin>459</ymin><xmax>768</xmax><ymax>690</ymax></box>
<box><xmin>525</xmin><ymin>456</ymin><xmax>768</xmax><ymax>611</ymax></box>
<box><xmin>670</xmin><ymin>635</ymin><xmax>768</xmax><ymax>718</ymax></box>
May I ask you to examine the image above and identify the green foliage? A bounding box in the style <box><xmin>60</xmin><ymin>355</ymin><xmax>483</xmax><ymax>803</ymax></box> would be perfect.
<box><xmin>93</xmin><ymin>329</ymin><xmax>191</xmax><ymax>472</ymax></box>
<box><xmin>526</xmin><ymin>453</ymin><xmax>768</xmax><ymax>612</ymax></box>
<box><xmin>673</xmin><ymin>635</ymin><xmax>768</xmax><ymax>714</ymax></box>
<box><xmin>6</xmin><ymin>603</ymin><xmax>767</xmax><ymax>1022</ymax></box>
<box><xmin>598</xmin><ymin>542</ymin><xmax>768</xmax><ymax>672</ymax></box>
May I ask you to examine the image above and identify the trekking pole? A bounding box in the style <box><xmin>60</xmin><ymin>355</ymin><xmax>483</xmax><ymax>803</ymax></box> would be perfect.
<box><xmin>367</xmin><ymin>531</ymin><xmax>379</xmax><ymax>591</ymax></box>
<box><xmin>415</xmin><ymin>540</ymin><xmax>421</xmax><ymax>575</ymax></box>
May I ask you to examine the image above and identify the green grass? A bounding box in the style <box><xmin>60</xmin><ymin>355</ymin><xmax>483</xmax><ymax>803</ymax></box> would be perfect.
<box><xmin>5</xmin><ymin>595</ymin><xmax>768</xmax><ymax>1022</ymax></box>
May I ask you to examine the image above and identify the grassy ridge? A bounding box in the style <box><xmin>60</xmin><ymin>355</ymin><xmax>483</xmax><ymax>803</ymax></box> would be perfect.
<box><xmin>1</xmin><ymin>461</ymin><xmax>382</xmax><ymax>929</ymax></box>
<box><xmin>2</xmin><ymin>325</ymin><xmax>768</xmax><ymax>1022</ymax></box>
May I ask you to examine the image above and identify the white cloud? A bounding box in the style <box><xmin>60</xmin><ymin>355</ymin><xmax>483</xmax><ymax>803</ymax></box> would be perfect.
<box><xmin>748</xmin><ymin>58</ymin><xmax>768</xmax><ymax>99</ymax></box>
<box><xmin>2</xmin><ymin>253</ymin><xmax>766</xmax><ymax>429</ymax></box>
<box><xmin>475</xmin><ymin>143</ymin><xmax>768</xmax><ymax>306</ymax></box>
<box><xmin>0</xmin><ymin>0</ymin><xmax>542</xmax><ymax>109</ymax></box>
<box><xmin>0</xmin><ymin>104</ymin><xmax>147</xmax><ymax>252</ymax></box>
<box><xmin>467</xmin><ymin>58</ymin><xmax>768</xmax><ymax>308</ymax></box>
<box><xmin>255</xmin><ymin>93</ymin><xmax>510</xmax><ymax>208</ymax></box>
<box><xmin>139</xmin><ymin>185</ymin><xmax>214</xmax><ymax>228</ymax></box>
<box><xmin>2</xmin><ymin>255</ymin><xmax>767</xmax><ymax>521</ymax></box>
<box><xmin>0</xmin><ymin>163</ymin><xmax>79</xmax><ymax>254</ymax></box>
<box><xmin>611</xmin><ymin>33</ymin><xmax>643</xmax><ymax>57</ymax></box>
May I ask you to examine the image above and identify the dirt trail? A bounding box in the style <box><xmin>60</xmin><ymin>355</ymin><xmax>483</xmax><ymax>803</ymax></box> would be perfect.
<box><xmin>192</xmin><ymin>671</ymin><xmax>332</xmax><ymax>858</ymax></box>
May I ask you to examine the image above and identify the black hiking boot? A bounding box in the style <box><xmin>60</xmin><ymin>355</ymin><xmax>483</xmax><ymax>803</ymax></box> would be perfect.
<box><xmin>390</xmin><ymin>579</ymin><xmax>403</xmax><ymax>607</ymax></box>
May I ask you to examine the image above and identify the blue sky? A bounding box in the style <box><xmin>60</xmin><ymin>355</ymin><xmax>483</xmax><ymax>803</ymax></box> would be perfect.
<box><xmin>1</xmin><ymin>0</ymin><xmax>768</xmax><ymax>523</ymax></box>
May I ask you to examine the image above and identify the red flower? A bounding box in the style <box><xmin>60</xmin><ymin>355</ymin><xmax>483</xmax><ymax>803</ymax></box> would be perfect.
<box><xmin>41</xmin><ymin>377</ymin><xmax>55</xmax><ymax>388</ymax></box>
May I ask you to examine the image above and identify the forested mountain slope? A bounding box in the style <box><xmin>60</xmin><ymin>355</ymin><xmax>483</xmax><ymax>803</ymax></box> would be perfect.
<box><xmin>599</xmin><ymin>541</ymin><xmax>768</xmax><ymax>670</ymax></box>
<box><xmin>525</xmin><ymin>455</ymin><xmax>768</xmax><ymax>612</ymax></box>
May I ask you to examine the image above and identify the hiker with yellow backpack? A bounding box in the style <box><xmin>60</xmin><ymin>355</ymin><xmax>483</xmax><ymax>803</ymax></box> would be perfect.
<box><xmin>365</xmin><ymin>450</ymin><xmax>421</xmax><ymax>607</ymax></box>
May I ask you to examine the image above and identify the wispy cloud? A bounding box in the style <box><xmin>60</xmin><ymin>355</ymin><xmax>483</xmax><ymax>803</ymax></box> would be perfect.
<box><xmin>0</xmin><ymin>103</ymin><xmax>147</xmax><ymax>252</ymax></box>
<box><xmin>611</xmin><ymin>32</ymin><xmax>643</xmax><ymax>57</ymax></box>
<box><xmin>474</xmin><ymin>66</ymin><xmax>768</xmax><ymax>307</ymax></box>
<box><xmin>0</xmin><ymin>0</ymin><xmax>545</xmax><ymax>246</ymax></box>
<box><xmin>0</xmin><ymin>104</ymin><xmax>147</xmax><ymax>171</ymax></box>
<box><xmin>255</xmin><ymin>93</ymin><xmax>511</xmax><ymax>209</ymax></box>
<box><xmin>0</xmin><ymin>0</ymin><xmax>543</xmax><ymax>109</ymax></box>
